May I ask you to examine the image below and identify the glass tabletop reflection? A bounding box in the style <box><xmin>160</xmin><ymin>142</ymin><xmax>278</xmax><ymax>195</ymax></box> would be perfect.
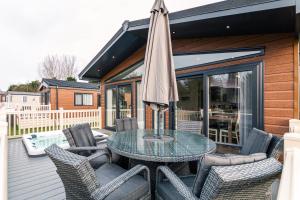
<box><xmin>107</xmin><ymin>129</ymin><xmax>216</xmax><ymax>162</ymax></box>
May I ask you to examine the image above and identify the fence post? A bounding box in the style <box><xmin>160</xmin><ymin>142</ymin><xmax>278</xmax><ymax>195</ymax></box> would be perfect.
<box><xmin>0</xmin><ymin>121</ymin><xmax>8</xmax><ymax>200</ymax></box>
<box><xmin>0</xmin><ymin>110</ymin><xmax>6</xmax><ymax>122</ymax></box>
<box><xmin>277</xmin><ymin>133</ymin><xmax>300</xmax><ymax>200</ymax></box>
<box><xmin>98</xmin><ymin>107</ymin><xmax>101</xmax><ymax>129</ymax></box>
<box><xmin>59</xmin><ymin>108</ymin><xmax>64</xmax><ymax>130</ymax></box>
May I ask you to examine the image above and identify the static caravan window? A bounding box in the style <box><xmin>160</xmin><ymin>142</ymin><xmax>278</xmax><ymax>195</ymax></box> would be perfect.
<box><xmin>74</xmin><ymin>93</ymin><xmax>93</xmax><ymax>106</ymax></box>
<box><xmin>23</xmin><ymin>96</ymin><xmax>27</xmax><ymax>103</ymax></box>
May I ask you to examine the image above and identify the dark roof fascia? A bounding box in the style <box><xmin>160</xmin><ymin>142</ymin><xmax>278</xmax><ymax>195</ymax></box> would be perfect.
<box><xmin>41</xmin><ymin>79</ymin><xmax>99</xmax><ymax>90</ymax></box>
<box><xmin>79</xmin><ymin>23</ymin><xmax>129</xmax><ymax>79</ymax></box>
<box><xmin>128</xmin><ymin>0</ymin><xmax>295</xmax><ymax>31</ymax></box>
<box><xmin>46</xmin><ymin>85</ymin><xmax>99</xmax><ymax>91</ymax></box>
<box><xmin>79</xmin><ymin>0</ymin><xmax>297</xmax><ymax>80</ymax></box>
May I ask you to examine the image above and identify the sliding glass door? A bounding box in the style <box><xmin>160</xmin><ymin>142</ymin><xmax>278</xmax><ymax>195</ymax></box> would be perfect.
<box><xmin>118</xmin><ymin>85</ymin><xmax>132</xmax><ymax>119</ymax></box>
<box><xmin>106</xmin><ymin>87</ymin><xmax>117</xmax><ymax>128</ymax></box>
<box><xmin>175</xmin><ymin>77</ymin><xmax>204</xmax><ymax>134</ymax></box>
<box><xmin>136</xmin><ymin>82</ymin><xmax>145</xmax><ymax>129</ymax></box>
<box><xmin>208</xmin><ymin>71</ymin><xmax>253</xmax><ymax>145</ymax></box>
<box><xmin>173</xmin><ymin>62</ymin><xmax>263</xmax><ymax>146</ymax></box>
<box><xmin>105</xmin><ymin>84</ymin><xmax>132</xmax><ymax>129</ymax></box>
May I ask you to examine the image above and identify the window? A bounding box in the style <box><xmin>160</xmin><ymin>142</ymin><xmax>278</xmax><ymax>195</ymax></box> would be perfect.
<box><xmin>173</xmin><ymin>62</ymin><xmax>263</xmax><ymax>147</ymax></box>
<box><xmin>105</xmin><ymin>85</ymin><xmax>132</xmax><ymax>128</ymax></box>
<box><xmin>106</xmin><ymin>48</ymin><xmax>264</xmax><ymax>83</ymax></box>
<box><xmin>74</xmin><ymin>93</ymin><xmax>93</xmax><ymax>106</ymax></box>
<box><xmin>23</xmin><ymin>96</ymin><xmax>27</xmax><ymax>103</ymax></box>
<box><xmin>97</xmin><ymin>95</ymin><xmax>101</xmax><ymax>107</ymax></box>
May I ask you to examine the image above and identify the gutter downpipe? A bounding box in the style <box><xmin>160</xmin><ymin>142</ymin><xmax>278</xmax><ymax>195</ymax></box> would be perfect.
<box><xmin>56</xmin><ymin>86</ymin><xmax>59</xmax><ymax>110</ymax></box>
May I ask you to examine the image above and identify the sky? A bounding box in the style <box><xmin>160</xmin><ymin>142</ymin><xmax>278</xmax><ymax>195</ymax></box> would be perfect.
<box><xmin>0</xmin><ymin>0</ymin><xmax>222</xmax><ymax>91</ymax></box>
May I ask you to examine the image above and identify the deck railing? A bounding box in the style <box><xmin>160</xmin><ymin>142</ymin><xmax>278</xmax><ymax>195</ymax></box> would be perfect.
<box><xmin>0</xmin><ymin>103</ymin><xmax>51</xmax><ymax>111</ymax></box>
<box><xmin>176</xmin><ymin>110</ymin><xmax>202</xmax><ymax>121</ymax></box>
<box><xmin>1</xmin><ymin>107</ymin><xmax>102</xmax><ymax>138</ymax></box>
<box><xmin>0</xmin><ymin>121</ymin><xmax>8</xmax><ymax>200</ymax></box>
<box><xmin>278</xmin><ymin>133</ymin><xmax>300</xmax><ymax>200</ymax></box>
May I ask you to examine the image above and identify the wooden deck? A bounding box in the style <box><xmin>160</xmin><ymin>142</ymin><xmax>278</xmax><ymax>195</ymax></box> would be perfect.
<box><xmin>8</xmin><ymin>139</ymin><xmax>65</xmax><ymax>200</ymax></box>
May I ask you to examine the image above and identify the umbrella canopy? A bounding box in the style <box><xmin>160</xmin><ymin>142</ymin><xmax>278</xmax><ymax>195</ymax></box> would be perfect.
<box><xmin>142</xmin><ymin>0</ymin><xmax>178</xmax><ymax>111</ymax></box>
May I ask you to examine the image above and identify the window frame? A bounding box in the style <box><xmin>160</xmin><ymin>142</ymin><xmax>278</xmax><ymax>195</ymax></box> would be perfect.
<box><xmin>104</xmin><ymin>83</ymin><xmax>133</xmax><ymax>130</ymax></box>
<box><xmin>22</xmin><ymin>96</ymin><xmax>27</xmax><ymax>103</ymax></box>
<box><xmin>172</xmin><ymin>61</ymin><xmax>264</xmax><ymax>147</ymax></box>
<box><xmin>74</xmin><ymin>93</ymin><xmax>94</xmax><ymax>106</ymax></box>
<box><xmin>105</xmin><ymin>47</ymin><xmax>264</xmax><ymax>83</ymax></box>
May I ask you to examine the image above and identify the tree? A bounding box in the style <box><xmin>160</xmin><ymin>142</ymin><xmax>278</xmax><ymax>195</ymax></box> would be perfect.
<box><xmin>38</xmin><ymin>55</ymin><xmax>78</xmax><ymax>80</ymax></box>
<box><xmin>66</xmin><ymin>76</ymin><xmax>76</xmax><ymax>82</ymax></box>
<box><xmin>8</xmin><ymin>80</ymin><xmax>40</xmax><ymax>92</ymax></box>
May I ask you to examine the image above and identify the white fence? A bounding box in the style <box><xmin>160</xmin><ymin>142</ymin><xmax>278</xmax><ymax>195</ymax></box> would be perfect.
<box><xmin>176</xmin><ymin>110</ymin><xmax>202</xmax><ymax>121</ymax></box>
<box><xmin>0</xmin><ymin>103</ymin><xmax>51</xmax><ymax>111</ymax></box>
<box><xmin>2</xmin><ymin>108</ymin><xmax>102</xmax><ymax>138</ymax></box>
<box><xmin>0</xmin><ymin>121</ymin><xmax>8</xmax><ymax>200</ymax></box>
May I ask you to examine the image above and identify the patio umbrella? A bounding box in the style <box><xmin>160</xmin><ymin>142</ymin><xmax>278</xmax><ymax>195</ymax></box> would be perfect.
<box><xmin>142</xmin><ymin>0</ymin><xmax>178</xmax><ymax>137</ymax></box>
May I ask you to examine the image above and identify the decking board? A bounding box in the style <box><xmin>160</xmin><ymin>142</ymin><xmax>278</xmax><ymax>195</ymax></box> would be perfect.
<box><xmin>8</xmin><ymin>139</ymin><xmax>65</xmax><ymax>200</ymax></box>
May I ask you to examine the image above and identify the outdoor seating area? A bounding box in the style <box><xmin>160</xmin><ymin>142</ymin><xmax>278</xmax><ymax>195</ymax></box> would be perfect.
<box><xmin>36</xmin><ymin>122</ymin><xmax>283</xmax><ymax>200</ymax></box>
<box><xmin>2</xmin><ymin>0</ymin><xmax>300</xmax><ymax>199</ymax></box>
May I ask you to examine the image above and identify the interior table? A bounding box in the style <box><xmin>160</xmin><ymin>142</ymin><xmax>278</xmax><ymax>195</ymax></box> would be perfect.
<box><xmin>107</xmin><ymin>129</ymin><xmax>216</xmax><ymax>197</ymax></box>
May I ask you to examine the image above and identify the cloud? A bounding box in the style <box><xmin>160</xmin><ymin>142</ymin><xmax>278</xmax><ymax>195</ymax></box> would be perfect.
<box><xmin>0</xmin><ymin>0</ymin><xmax>222</xmax><ymax>91</ymax></box>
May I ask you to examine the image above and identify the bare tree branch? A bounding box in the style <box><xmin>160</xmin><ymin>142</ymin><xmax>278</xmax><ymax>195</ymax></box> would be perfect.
<box><xmin>38</xmin><ymin>55</ymin><xmax>78</xmax><ymax>80</ymax></box>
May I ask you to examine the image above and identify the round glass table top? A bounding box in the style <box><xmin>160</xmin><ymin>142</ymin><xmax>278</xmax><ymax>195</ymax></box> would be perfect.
<box><xmin>107</xmin><ymin>129</ymin><xmax>216</xmax><ymax>162</ymax></box>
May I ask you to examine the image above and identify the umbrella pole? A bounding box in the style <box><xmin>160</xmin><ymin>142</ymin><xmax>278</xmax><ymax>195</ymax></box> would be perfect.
<box><xmin>157</xmin><ymin>110</ymin><xmax>160</xmax><ymax>137</ymax></box>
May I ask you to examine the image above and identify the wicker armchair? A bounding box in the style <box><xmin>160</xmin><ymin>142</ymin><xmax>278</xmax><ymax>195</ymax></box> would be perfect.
<box><xmin>63</xmin><ymin>123</ymin><xmax>109</xmax><ymax>169</ymax></box>
<box><xmin>156</xmin><ymin>158</ymin><xmax>282</xmax><ymax>200</ymax></box>
<box><xmin>218</xmin><ymin>129</ymin><xmax>283</xmax><ymax>160</ymax></box>
<box><xmin>115</xmin><ymin>118</ymin><xmax>138</xmax><ymax>132</ymax></box>
<box><xmin>266</xmin><ymin>135</ymin><xmax>283</xmax><ymax>160</ymax></box>
<box><xmin>45</xmin><ymin>144</ymin><xmax>151</xmax><ymax>200</ymax></box>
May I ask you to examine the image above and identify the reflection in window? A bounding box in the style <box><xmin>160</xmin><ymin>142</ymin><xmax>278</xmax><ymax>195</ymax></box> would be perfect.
<box><xmin>173</xmin><ymin>50</ymin><xmax>262</xmax><ymax>69</ymax></box>
<box><xmin>106</xmin><ymin>49</ymin><xmax>263</xmax><ymax>83</ymax></box>
<box><xmin>108</xmin><ymin>61</ymin><xmax>144</xmax><ymax>82</ymax></box>
<box><xmin>118</xmin><ymin>85</ymin><xmax>132</xmax><ymax>119</ymax></box>
<box><xmin>209</xmin><ymin>71</ymin><xmax>253</xmax><ymax>145</ymax></box>
<box><xmin>106</xmin><ymin>88</ymin><xmax>117</xmax><ymax>127</ymax></box>
<box><xmin>176</xmin><ymin>78</ymin><xmax>203</xmax><ymax>134</ymax></box>
<box><xmin>136</xmin><ymin>82</ymin><xmax>145</xmax><ymax>129</ymax></box>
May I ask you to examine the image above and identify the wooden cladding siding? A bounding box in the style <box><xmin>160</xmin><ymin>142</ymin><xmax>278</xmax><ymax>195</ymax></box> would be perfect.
<box><xmin>100</xmin><ymin>33</ymin><xmax>298</xmax><ymax>135</ymax></box>
<box><xmin>49</xmin><ymin>88</ymin><xmax>99</xmax><ymax>110</ymax></box>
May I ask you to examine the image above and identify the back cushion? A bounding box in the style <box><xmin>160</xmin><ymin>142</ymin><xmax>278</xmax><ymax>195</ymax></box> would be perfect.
<box><xmin>131</xmin><ymin>118</ymin><xmax>138</xmax><ymax>130</ymax></box>
<box><xmin>69</xmin><ymin>124</ymin><xmax>96</xmax><ymax>156</ymax></box>
<box><xmin>240</xmin><ymin>128</ymin><xmax>272</xmax><ymax>155</ymax></box>
<box><xmin>81</xmin><ymin>123</ymin><xmax>97</xmax><ymax>146</ymax></box>
<box><xmin>192</xmin><ymin>153</ymin><xmax>266</xmax><ymax>198</ymax></box>
<box><xmin>123</xmin><ymin>118</ymin><xmax>132</xmax><ymax>131</ymax></box>
<box><xmin>115</xmin><ymin>119</ymin><xmax>125</xmax><ymax>132</ymax></box>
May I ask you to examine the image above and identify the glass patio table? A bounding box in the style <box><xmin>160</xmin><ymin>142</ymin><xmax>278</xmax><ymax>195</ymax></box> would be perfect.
<box><xmin>107</xmin><ymin>129</ymin><xmax>217</xmax><ymax>163</ymax></box>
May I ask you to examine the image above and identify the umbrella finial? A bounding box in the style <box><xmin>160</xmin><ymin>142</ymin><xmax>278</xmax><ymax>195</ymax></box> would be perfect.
<box><xmin>151</xmin><ymin>0</ymin><xmax>168</xmax><ymax>14</ymax></box>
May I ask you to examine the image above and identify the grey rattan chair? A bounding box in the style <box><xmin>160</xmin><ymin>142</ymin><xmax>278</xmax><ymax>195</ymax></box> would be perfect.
<box><xmin>266</xmin><ymin>135</ymin><xmax>284</xmax><ymax>160</ymax></box>
<box><xmin>116</xmin><ymin>118</ymin><xmax>138</xmax><ymax>132</ymax></box>
<box><xmin>45</xmin><ymin>144</ymin><xmax>151</xmax><ymax>200</ymax></box>
<box><xmin>218</xmin><ymin>128</ymin><xmax>283</xmax><ymax>160</ymax></box>
<box><xmin>63</xmin><ymin>123</ymin><xmax>109</xmax><ymax>169</ymax></box>
<box><xmin>156</xmin><ymin>158</ymin><xmax>282</xmax><ymax>200</ymax></box>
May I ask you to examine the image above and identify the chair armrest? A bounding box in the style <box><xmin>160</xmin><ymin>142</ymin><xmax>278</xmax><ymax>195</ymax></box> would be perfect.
<box><xmin>87</xmin><ymin>150</ymin><xmax>111</xmax><ymax>163</ymax></box>
<box><xmin>67</xmin><ymin>146</ymin><xmax>106</xmax><ymax>152</ymax></box>
<box><xmin>95</xmin><ymin>135</ymin><xmax>107</xmax><ymax>141</ymax></box>
<box><xmin>91</xmin><ymin>164</ymin><xmax>150</xmax><ymax>200</ymax></box>
<box><xmin>200</xmin><ymin>158</ymin><xmax>282</xmax><ymax>199</ymax></box>
<box><xmin>96</xmin><ymin>140</ymin><xmax>107</xmax><ymax>146</ymax></box>
<box><xmin>156</xmin><ymin>166</ymin><xmax>198</xmax><ymax>200</ymax></box>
